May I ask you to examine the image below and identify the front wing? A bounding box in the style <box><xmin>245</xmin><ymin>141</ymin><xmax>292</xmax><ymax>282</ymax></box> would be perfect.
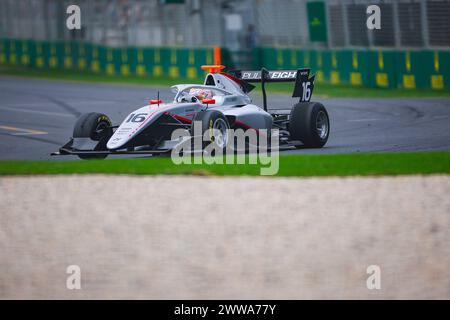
<box><xmin>51</xmin><ymin>138</ymin><xmax>171</xmax><ymax>156</ymax></box>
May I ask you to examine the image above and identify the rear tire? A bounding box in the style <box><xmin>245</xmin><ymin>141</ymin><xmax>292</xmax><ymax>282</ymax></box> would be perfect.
<box><xmin>73</xmin><ymin>112</ymin><xmax>112</xmax><ymax>160</ymax></box>
<box><xmin>289</xmin><ymin>102</ymin><xmax>329</xmax><ymax>148</ymax></box>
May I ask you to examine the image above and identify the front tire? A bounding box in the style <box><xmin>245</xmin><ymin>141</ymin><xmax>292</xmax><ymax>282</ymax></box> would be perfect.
<box><xmin>289</xmin><ymin>102</ymin><xmax>330</xmax><ymax>148</ymax></box>
<box><xmin>191</xmin><ymin>110</ymin><xmax>230</xmax><ymax>153</ymax></box>
<box><xmin>73</xmin><ymin>112</ymin><xmax>112</xmax><ymax>160</ymax></box>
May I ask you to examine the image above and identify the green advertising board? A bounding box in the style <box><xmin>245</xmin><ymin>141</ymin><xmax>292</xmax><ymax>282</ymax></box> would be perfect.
<box><xmin>253</xmin><ymin>46</ymin><xmax>450</xmax><ymax>90</ymax></box>
<box><xmin>2</xmin><ymin>38</ymin><xmax>448</xmax><ymax>90</ymax></box>
<box><xmin>307</xmin><ymin>1</ymin><xmax>328</xmax><ymax>43</ymax></box>
<box><xmin>0</xmin><ymin>39</ymin><xmax>234</xmax><ymax>80</ymax></box>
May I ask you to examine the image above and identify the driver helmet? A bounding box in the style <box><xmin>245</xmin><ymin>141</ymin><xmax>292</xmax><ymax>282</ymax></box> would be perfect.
<box><xmin>189</xmin><ymin>88</ymin><xmax>213</xmax><ymax>101</ymax></box>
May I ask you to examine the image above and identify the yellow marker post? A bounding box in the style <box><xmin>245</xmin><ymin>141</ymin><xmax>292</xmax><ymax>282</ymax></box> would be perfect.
<box><xmin>169</xmin><ymin>49</ymin><xmax>179</xmax><ymax>77</ymax></box>
<box><xmin>352</xmin><ymin>51</ymin><xmax>358</xmax><ymax>69</ymax></box>
<box><xmin>120</xmin><ymin>49</ymin><xmax>129</xmax><ymax>76</ymax></box>
<box><xmin>20</xmin><ymin>41</ymin><xmax>28</xmax><ymax>65</ymax></box>
<box><xmin>376</xmin><ymin>51</ymin><xmax>388</xmax><ymax>88</ymax></box>
<box><xmin>330</xmin><ymin>71</ymin><xmax>340</xmax><ymax>84</ymax></box>
<box><xmin>187</xmin><ymin>49</ymin><xmax>197</xmax><ymax>79</ymax></box>
<box><xmin>169</xmin><ymin>66</ymin><xmax>179</xmax><ymax>78</ymax></box>
<box><xmin>170</xmin><ymin>49</ymin><xmax>177</xmax><ymax>65</ymax></box>
<box><xmin>153</xmin><ymin>66</ymin><xmax>162</xmax><ymax>77</ymax></box>
<box><xmin>91</xmin><ymin>60</ymin><xmax>100</xmax><ymax>73</ymax></box>
<box><xmin>291</xmin><ymin>49</ymin><xmax>297</xmax><ymax>67</ymax></box>
<box><xmin>35</xmin><ymin>43</ymin><xmax>43</xmax><ymax>67</ymax></box>
<box><xmin>330</xmin><ymin>52</ymin><xmax>339</xmax><ymax>84</ymax></box>
<box><xmin>136</xmin><ymin>49</ymin><xmax>145</xmax><ymax>76</ymax></box>
<box><xmin>187</xmin><ymin>67</ymin><xmax>197</xmax><ymax>79</ymax></box>
<box><xmin>277</xmin><ymin>49</ymin><xmax>283</xmax><ymax>67</ymax></box>
<box><xmin>378</xmin><ymin>50</ymin><xmax>384</xmax><ymax>70</ymax></box>
<box><xmin>64</xmin><ymin>56</ymin><xmax>72</xmax><ymax>69</ymax></box>
<box><xmin>138</xmin><ymin>49</ymin><xmax>144</xmax><ymax>63</ymax></box>
<box><xmin>106</xmin><ymin>63</ymin><xmax>115</xmax><ymax>76</ymax></box>
<box><xmin>188</xmin><ymin>50</ymin><xmax>195</xmax><ymax>65</ymax></box>
<box><xmin>350</xmin><ymin>73</ymin><xmax>362</xmax><ymax>86</ymax></box>
<box><xmin>315</xmin><ymin>51</ymin><xmax>323</xmax><ymax>83</ymax></box>
<box><xmin>376</xmin><ymin>73</ymin><xmax>388</xmax><ymax>88</ymax></box>
<box><xmin>434</xmin><ymin>51</ymin><xmax>439</xmax><ymax>72</ymax></box>
<box><xmin>121</xmin><ymin>49</ymin><xmax>128</xmax><ymax>63</ymax></box>
<box><xmin>304</xmin><ymin>51</ymin><xmax>310</xmax><ymax>66</ymax></box>
<box><xmin>49</xmin><ymin>56</ymin><xmax>57</xmax><ymax>68</ymax></box>
<box><xmin>106</xmin><ymin>49</ymin><xmax>114</xmax><ymax>75</ymax></box>
<box><xmin>136</xmin><ymin>65</ymin><xmax>146</xmax><ymax>76</ymax></box>
<box><xmin>431</xmin><ymin>51</ymin><xmax>443</xmax><ymax>89</ymax></box>
<box><xmin>403</xmin><ymin>51</ymin><xmax>415</xmax><ymax>89</ymax></box>
<box><xmin>48</xmin><ymin>44</ymin><xmax>57</xmax><ymax>68</ymax></box>
<box><xmin>431</xmin><ymin>75</ymin><xmax>443</xmax><ymax>89</ymax></box>
<box><xmin>152</xmin><ymin>49</ymin><xmax>162</xmax><ymax>76</ymax></box>
<box><xmin>121</xmin><ymin>64</ymin><xmax>130</xmax><ymax>76</ymax></box>
<box><xmin>331</xmin><ymin>52</ymin><xmax>337</xmax><ymax>69</ymax></box>
<box><xmin>0</xmin><ymin>42</ymin><xmax>5</xmax><ymax>64</ymax></box>
<box><xmin>78</xmin><ymin>45</ymin><xmax>86</xmax><ymax>70</ymax></box>
<box><xmin>403</xmin><ymin>75</ymin><xmax>416</xmax><ymax>89</ymax></box>
<box><xmin>316</xmin><ymin>71</ymin><xmax>324</xmax><ymax>83</ymax></box>
<box><xmin>405</xmin><ymin>51</ymin><xmax>411</xmax><ymax>72</ymax></box>
<box><xmin>91</xmin><ymin>47</ymin><xmax>100</xmax><ymax>73</ymax></box>
<box><xmin>350</xmin><ymin>51</ymin><xmax>362</xmax><ymax>86</ymax></box>
<box><xmin>21</xmin><ymin>41</ymin><xmax>29</xmax><ymax>66</ymax></box>
<box><xmin>154</xmin><ymin>48</ymin><xmax>161</xmax><ymax>64</ymax></box>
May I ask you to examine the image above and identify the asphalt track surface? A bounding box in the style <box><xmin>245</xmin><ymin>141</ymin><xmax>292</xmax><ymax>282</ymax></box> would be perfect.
<box><xmin>1</xmin><ymin>76</ymin><xmax>450</xmax><ymax>160</ymax></box>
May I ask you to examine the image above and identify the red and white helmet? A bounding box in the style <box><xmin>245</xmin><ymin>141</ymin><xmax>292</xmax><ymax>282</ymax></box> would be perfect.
<box><xmin>189</xmin><ymin>88</ymin><xmax>213</xmax><ymax>101</ymax></box>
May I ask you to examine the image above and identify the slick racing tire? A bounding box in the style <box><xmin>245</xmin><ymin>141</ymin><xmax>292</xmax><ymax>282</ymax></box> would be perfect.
<box><xmin>73</xmin><ymin>112</ymin><xmax>113</xmax><ymax>160</ymax></box>
<box><xmin>191</xmin><ymin>110</ymin><xmax>230</xmax><ymax>153</ymax></box>
<box><xmin>289</xmin><ymin>102</ymin><xmax>330</xmax><ymax>148</ymax></box>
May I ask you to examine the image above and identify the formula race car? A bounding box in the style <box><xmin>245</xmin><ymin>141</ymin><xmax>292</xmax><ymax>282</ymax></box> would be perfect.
<box><xmin>52</xmin><ymin>65</ymin><xmax>329</xmax><ymax>159</ymax></box>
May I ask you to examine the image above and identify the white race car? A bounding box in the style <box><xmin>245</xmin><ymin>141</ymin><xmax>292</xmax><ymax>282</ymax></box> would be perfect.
<box><xmin>52</xmin><ymin>65</ymin><xmax>329</xmax><ymax>159</ymax></box>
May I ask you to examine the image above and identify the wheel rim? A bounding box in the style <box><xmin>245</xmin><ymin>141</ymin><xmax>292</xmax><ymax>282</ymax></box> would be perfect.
<box><xmin>315</xmin><ymin>110</ymin><xmax>329</xmax><ymax>140</ymax></box>
<box><xmin>93</xmin><ymin>121</ymin><xmax>109</xmax><ymax>140</ymax></box>
<box><xmin>212</xmin><ymin>118</ymin><xmax>229</xmax><ymax>148</ymax></box>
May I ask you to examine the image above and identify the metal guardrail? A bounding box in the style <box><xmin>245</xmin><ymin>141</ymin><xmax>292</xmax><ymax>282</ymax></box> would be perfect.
<box><xmin>1</xmin><ymin>0</ymin><xmax>448</xmax><ymax>49</ymax></box>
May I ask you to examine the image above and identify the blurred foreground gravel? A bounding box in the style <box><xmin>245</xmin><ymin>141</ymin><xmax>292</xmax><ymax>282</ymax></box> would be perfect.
<box><xmin>0</xmin><ymin>175</ymin><xmax>449</xmax><ymax>299</ymax></box>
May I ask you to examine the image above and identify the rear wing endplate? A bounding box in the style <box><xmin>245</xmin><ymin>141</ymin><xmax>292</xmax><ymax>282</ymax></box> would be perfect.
<box><xmin>228</xmin><ymin>68</ymin><xmax>315</xmax><ymax>111</ymax></box>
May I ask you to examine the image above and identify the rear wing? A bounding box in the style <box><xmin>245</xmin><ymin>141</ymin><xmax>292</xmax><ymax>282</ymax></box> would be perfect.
<box><xmin>228</xmin><ymin>68</ymin><xmax>315</xmax><ymax>111</ymax></box>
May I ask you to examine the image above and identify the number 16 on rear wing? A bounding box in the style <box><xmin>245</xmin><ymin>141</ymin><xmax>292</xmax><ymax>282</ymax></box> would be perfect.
<box><xmin>228</xmin><ymin>68</ymin><xmax>315</xmax><ymax>111</ymax></box>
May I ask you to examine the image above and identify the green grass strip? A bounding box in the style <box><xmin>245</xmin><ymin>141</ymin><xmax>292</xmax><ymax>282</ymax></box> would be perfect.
<box><xmin>0</xmin><ymin>152</ymin><xmax>449</xmax><ymax>177</ymax></box>
<box><xmin>1</xmin><ymin>66</ymin><xmax>450</xmax><ymax>98</ymax></box>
